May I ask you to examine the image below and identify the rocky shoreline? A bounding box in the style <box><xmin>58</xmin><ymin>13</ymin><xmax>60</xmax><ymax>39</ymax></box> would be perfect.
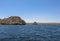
<box><xmin>0</xmin><ymin>16</ymin><xmax>26</xmax><ymax>25</ymax></box>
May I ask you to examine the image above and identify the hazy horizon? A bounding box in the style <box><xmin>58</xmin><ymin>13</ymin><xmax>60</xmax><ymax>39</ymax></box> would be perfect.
<box><xmin>0</xmin><ymin>0</ymin><xmax>60</xmax><ymax>23</ymax></box>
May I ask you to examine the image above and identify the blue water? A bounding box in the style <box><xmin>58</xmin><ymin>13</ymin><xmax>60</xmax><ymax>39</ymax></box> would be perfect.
<box><xmin>0</xmin><ymin>24</ymin><xmax>60</xmax><ymax>41</ymax></box>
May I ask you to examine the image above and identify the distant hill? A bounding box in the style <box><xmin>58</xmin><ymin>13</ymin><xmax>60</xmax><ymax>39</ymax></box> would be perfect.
<box><xmin>0</xmin><ymin>16</ymin><xmax>26</xmax><ymax>25</ymax></box>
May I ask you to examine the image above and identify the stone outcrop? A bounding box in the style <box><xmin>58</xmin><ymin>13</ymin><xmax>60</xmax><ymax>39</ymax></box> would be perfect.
<box><xmin>33</xmin><ymin>22</ymin><xmax>38</xmax><ymax>25</ymax></box>
<box><xmin>0</xmin><ymin>16</ymin><xmax>26</xmax><ymax>25</ymax></box>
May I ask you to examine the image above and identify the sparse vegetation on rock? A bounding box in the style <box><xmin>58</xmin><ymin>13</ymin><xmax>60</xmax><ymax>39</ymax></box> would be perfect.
<box><xmin>0</xmin><ymin>16</ymin><xmax>26</xmax><ymax>25</ymax></box>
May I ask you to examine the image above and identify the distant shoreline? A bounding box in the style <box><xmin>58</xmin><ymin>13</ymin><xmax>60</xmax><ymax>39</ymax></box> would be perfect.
<box><xmin>0</xmin><ymin>16</ymin><xmax>60</xmax><ymax>25</ymax></box>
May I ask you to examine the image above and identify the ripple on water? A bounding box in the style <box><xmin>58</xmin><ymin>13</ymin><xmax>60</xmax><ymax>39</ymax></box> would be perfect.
<box><xmin>0</xmin><ymin>24</ymin><xmax>60</xmax><ymax>41</ymax></box>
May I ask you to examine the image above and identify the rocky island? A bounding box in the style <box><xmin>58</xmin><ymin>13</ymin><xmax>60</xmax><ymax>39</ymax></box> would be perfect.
<box><xmin>33</xmin><ymin>22</ymin><xmax>38</xmax><ymax>25</ymax></box>
<box><xmin>0</xmin><ymin>16</ymin><xmax>26</xmax><ymax>25</ymax></box>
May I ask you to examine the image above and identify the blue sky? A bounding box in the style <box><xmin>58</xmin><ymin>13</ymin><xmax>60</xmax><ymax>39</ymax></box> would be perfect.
<box><xmin>0</xmin><ymin>0</ymin><xmax>60</xmax><ymax>23</ymax></box>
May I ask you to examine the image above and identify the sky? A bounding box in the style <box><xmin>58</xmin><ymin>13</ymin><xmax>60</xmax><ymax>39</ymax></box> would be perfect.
<box><xmin>0</xmin><ymin>0</ymin><xmax>60</xmax><ymax>23</ymax></box>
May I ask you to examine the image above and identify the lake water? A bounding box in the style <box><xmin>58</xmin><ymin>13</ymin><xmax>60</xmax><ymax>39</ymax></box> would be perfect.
<box><xmin>0</xmin><ymin>24</ymin><xmax>60</xmax><ymax>41</ymax></box>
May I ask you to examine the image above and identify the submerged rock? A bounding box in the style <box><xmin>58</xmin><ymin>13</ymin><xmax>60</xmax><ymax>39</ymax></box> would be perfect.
<box><xmin>0</xmin><ymin>16</ymin><xmax>26</xmax><ymax>25</ymax></box>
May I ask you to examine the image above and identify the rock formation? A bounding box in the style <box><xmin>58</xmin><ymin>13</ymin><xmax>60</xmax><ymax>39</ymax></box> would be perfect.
<box><xmin>0</xmin><ymin>16</ymin><xmax>26</xmax><ymax>25</ymax></box>
<box><xmin>33</xmin><ymin>22</ymin><xmax>38</xmax><ymax>25</ymax></box>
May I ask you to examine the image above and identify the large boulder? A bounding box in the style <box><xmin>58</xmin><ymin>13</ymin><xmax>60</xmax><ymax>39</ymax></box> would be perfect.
<box><xmin>0</xmin><ymin>16</ymin><xmax>26</xmax><ymax>25</ymax></box>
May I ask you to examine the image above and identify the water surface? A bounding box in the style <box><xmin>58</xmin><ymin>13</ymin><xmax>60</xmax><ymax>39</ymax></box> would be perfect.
<box><xmin>0</xmin><ymin>24</ymin><xmax>60</xmax><ymax>41</ymax></box>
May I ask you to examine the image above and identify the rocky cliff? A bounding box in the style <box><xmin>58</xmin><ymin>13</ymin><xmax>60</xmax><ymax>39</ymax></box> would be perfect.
<box><xmin>0</xmin><ymin>16</ymin><xmax>26</xmax><ymax>25</ymax></box>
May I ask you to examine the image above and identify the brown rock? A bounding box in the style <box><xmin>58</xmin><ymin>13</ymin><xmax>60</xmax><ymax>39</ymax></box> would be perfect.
<box><xmin>0</xmin><ymin>16</ymin><xmax>26</xmax><ymax>25</ymax></box>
